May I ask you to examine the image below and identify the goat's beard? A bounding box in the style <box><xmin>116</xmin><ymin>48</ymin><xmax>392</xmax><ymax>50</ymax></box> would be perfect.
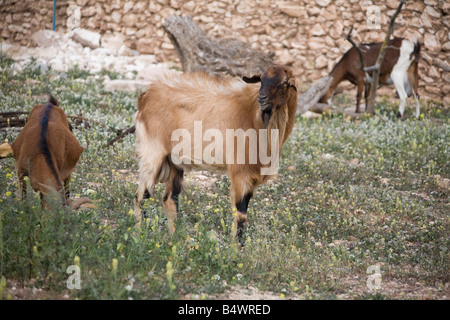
<box><xmin>262</xmin><ymin>110</ymin><xmax>272</xmax><ymax>128</ymax></box>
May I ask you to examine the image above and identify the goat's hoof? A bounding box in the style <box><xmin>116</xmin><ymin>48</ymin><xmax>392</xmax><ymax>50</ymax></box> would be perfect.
<box><xmin>236</xmin><ymin>230</ymin><xmax>246</xmax><ymax>247</ymax></box>
<box><xmin>396</xmin><ymin>112</ymin><xmax>402</xmax><ymax>119</ymax></box>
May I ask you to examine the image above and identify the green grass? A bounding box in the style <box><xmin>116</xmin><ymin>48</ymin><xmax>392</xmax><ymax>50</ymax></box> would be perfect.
<box><xmin>0</xmin><ymin>52</ymin><xmax>449</xmax><ymax>299</ymax></box>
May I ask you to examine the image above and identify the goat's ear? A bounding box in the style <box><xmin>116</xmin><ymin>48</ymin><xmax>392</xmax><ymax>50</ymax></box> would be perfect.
<box><xmin>288</xmin><ymin>78</ymin><xmax>298</xmax><ymax>92</ymax></box>
<box><xmin>242</xmin><ymin>74</ymin><xmax>261</xmax><ymax>83</ymax></box>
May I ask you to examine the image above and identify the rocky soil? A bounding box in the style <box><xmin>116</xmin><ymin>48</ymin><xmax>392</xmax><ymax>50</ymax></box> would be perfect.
<box><xmin>1</xmin><ymin>29</ymin><xmax>176</xmax><ymax>93</ymax></box>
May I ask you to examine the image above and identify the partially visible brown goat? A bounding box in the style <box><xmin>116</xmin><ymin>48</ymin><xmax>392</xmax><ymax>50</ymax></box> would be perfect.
<box><xmin>134</xmin><ymin>65</ymin><xmax>298</xmax><ymax>243</ymax></box>
<box><xmin>320</xmin><ymin>37</ymin><xmax>421</xmax><ymax>118</ymax></box>
<box><xmin>12</xmin><ymin>94</ymin><xmax>84</xmax><ymax>206</ymax></box>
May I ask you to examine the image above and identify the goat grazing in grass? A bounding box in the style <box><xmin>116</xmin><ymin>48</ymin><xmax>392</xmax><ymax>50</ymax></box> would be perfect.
<box><xmin>12</xmin><ymin>94</ymin><xmax>84</xmax><ymax>207</ymax></box>
<box><xmin>134</xmin><ymin>65</ymin><xmax>298</xmax><ymax>242</ymax></box>
<box><xmin>320</xmin><ymin>37</ymin><xmax>421</xmax><ymax>118</ymax></box>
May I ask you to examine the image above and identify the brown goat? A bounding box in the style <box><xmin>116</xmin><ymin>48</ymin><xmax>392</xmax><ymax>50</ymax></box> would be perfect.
<box><xmin>11</xmin><ymin>94</ymin><xmax>84</xmax><ymax>207</ymax></box>
<box><xmin>134</xmin><ymin>65</ymin><xmax>298</xmax><ymax>243</ymax></box>
<box><xmin>320</xmin><ymin>37</ymin><xmax>421</xmax><ymax>118</ymax></box>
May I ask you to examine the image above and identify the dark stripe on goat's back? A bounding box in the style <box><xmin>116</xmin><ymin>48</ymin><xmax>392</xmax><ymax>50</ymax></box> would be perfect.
<box><xmin>330</xmin><ymin>49</ymin><xmax>351</xmax><ymax>74</ymax></box>
<box><xmin>39</xmin><ymin>102</ymin><xmax>62</xmax><ymax>189</ymax></box>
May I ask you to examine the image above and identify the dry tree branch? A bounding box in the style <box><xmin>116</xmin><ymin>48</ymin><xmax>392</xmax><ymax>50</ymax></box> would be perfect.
<box><xmin>0</xmin><ymin>112</ymin><xmax>109</xmax><ymax>129</ymax></box>
<box><xmin>106</xmin><ymin>125</ymin><xmax>135</xmax><ymax>147</ymax></box>
<box><xmin>366</xmin><ymin>0</ymin><xmax>407</xmax><ymax>115</ymax></box>
<box><xmin>345</xmin><ymin>26</ymin><xmax>366</xmax><ymax>73</ymax></box>
<box><xmin>1</xmin><ymin>111</ymin><xmax>135</xmax><ymax>147</ymax></box>
<box><xmin>67</xmin><ymin>115</ymin><xmax>107</xmax><ymax>128</ymax></box>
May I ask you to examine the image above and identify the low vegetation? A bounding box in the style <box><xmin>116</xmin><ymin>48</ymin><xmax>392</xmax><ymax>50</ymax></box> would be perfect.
<box><xmin>0</xmin><ymin>52</ymin><xmax>448</xmax><ymax>299</ymax></box>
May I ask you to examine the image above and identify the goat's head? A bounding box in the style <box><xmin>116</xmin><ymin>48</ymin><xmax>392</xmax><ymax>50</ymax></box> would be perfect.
<box><xmin>243</xmin><ymin>65</ymin><xmax>298</xmax><ymax>127</ymax></box>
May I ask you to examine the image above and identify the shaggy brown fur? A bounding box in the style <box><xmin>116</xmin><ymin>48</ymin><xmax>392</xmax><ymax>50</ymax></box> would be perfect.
<box><xmin>11</xmin><ymin>94</ymin><xmax>84</xmax><ymax>207</ymax></box>
<box><xmin>134</xmin><ymin>65</ymin><xmax>298</xmax><ymax>243</ymax></box>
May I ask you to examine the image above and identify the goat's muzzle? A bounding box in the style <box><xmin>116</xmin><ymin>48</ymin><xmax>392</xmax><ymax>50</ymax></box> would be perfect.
<box><xmin>258</xmin><ymin>95</ymin><xmax>271</xmax><ymax>111</ymax></box>
<box><xmin>258</xmin><ymin>95</ymin><xmax>273</xmax><ymax>128</ymax></box>
<box><xmin>258</xmin><ymin>95</ymin><xmax>272</xmax><ymax>127</ymax></box>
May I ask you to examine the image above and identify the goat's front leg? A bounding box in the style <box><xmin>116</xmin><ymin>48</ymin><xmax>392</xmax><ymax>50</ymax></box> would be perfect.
<box><xmin>134</xmin><ymin>184</ymin><xmax>153</xmax><ymax>223</ymax></box>
<box><xmin>364</xmin><ymin>82</ymin><xmax>371</xmax><ymax>113</ymax></box>
<box><xmin>355</xmin><ymin>81</ymin><xmax>364</xmax><ymax>113</ymax></box>
<box><xmin>18</xmin><ymin>173</ymin><xmax>27</xmax><ymax>201</ymax></box>
<box><xmin>230</xmin><ymin>181</ymin><xmax>253</xmax><ymax>246</ymax></box>
<box><xmin>234</xmin><ymin>193</ymin><xmax>252</xmax><ymax>244</ymax></box>
<box><xmin>63</xmin><ymin>177</ymin><xmax>70</xmax><ymax>206</ymax></box>
<box><xmin>413</xmin><ymin>93</ymin><xmax>421</xmax><ymax>119</ymax></box>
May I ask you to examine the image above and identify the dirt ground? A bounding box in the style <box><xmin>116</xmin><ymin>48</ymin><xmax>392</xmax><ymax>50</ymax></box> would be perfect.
<box><xmin>3</xmin><ymin>275</ymin><xmax>448</xmax><ymax>300</ymax></box>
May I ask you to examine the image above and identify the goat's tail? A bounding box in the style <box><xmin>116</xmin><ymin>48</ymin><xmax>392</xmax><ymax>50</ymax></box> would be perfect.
<box><xmin>39</xmin><ymin>95</ymin><xmax>62</xmax><ymax>191</ymax></box>
<box><xmin>412</xmin><ymin>36</ymin><xmax>421</xmax><ymax>63</ymax></box>
<box><xmin>48</xmin><ymin>92</ymin><xmax>59</xmax><ymax>106</ymax></box>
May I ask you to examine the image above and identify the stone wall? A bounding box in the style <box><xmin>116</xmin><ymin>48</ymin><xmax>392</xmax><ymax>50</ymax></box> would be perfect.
<box><xmin>1</xmin><ymin>0</ymin><xmax>449</xmax><ymax>105</ymax></box>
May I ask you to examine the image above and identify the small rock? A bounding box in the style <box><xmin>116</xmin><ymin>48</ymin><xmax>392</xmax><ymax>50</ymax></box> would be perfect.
<box><xmin>72</xmin><ymin>28</ymin><xmax>101</xmax><ymax>49</ymax></box>
<box><xmin>315</xmin><ymin>55</ymin><xmax>328</xmax><ymax>69</ymax></box>
<box><xmin>301</xmin><ymin>111</ymin><xmax>322</xmax><ymax>119</ymax></box>
<box><xmin>437</xmin><ymin>177</ymin><xmax>450</xmax><ymax>190</ymax></box>
<box><xmin>31</xmin><ymin>30</ymin><xmax>62</xmax><ymax>47</ymax></box>
<box><xmin>279</xmin><ymin>5</ymin><xmax>305</xmax><ymax>18</ymax></box>
<box><xmin>101</xmin><ymin>32</ymin><xmax>126</xmax><ymax>51</ymax></box>
<box><xmin>315</xmin><ymin>0</ymin><xmax>331</xmax><ymax>7</ymax></box>
<box><xmin>424</xmin><ymin>33</ymin><xmax>441</xmax><ymax>54</ymax></box>
<box><xmin>118</xmin><ymin>44</ymin><xmax>134</xmax><ymax>57</ymax></box>
<box><xmin>442</xmin><ymin>42</ymin><xmax>450</xmax><ymax>51</ymax></box>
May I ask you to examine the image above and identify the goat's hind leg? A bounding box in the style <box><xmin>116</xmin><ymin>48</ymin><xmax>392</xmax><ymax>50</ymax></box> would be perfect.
<box><xmin>63</xmin><ymin>177</ymin><xmax>70</xmax><ymax>206</ymax></box>
<box><xmin>134</xmin><ymin>156</ymin><xmax>166</xmax><ymax>223</ymax></box>
<box><xmin>162</xmin><ymin>163</ymin><xmax>184</xmax><ymax>234</ymax></box>
<box><xmin>391</xmin><ymin>71</ymin><xmax>408</xmax><ymax>118</ymax></box>
<box><xmin>355</xmin><ymin>81</ymin><xmax>364</xmax><ymax>113</ymax></box>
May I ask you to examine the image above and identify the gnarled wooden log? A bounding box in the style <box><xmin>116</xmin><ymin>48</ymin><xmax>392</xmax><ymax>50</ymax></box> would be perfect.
<box><xmin>296</xmin><ymin>75</ymin><xmax>333</xmax><ymax>114</ymax></box>
<box><xmin>163</xmin><ymin>15</ymin><xmax>274</xmax><ymax>77</ymax></box>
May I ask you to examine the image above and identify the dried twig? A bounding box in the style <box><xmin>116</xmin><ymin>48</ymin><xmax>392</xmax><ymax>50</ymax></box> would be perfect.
<box><xmin>67</xmin><ymin>115</ymin><xmax>107</xmax><ymax>128</ymax></box>
<box><xmin>1</xmin><ymin>110</ymin><xmax>135</xmax><ymax>147</ymax></box>
<box><xmin>366</xmin><ymin>0</ymin><xmax>407</xmax><ymax>114</ymax></box>
<box><xmin>1</xmin><ymin>112</ymin><xmax>108</xmax><ymax>129</ymax></box>
<box><xmin>345</xmin><ymin>27</ymin><xmax>366</xmax><ymax>72</ymax></box>
<box><xmin>106</xmin><ymin>125</ymin><xmax>136</xmax><ymax>147</ymax></box>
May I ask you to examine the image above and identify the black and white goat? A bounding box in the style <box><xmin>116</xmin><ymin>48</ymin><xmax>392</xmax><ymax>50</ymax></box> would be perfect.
<box><xmin>320</xmin><ymin>37</ymin><xmax>421</xmax><ymax>118</ymax></box>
